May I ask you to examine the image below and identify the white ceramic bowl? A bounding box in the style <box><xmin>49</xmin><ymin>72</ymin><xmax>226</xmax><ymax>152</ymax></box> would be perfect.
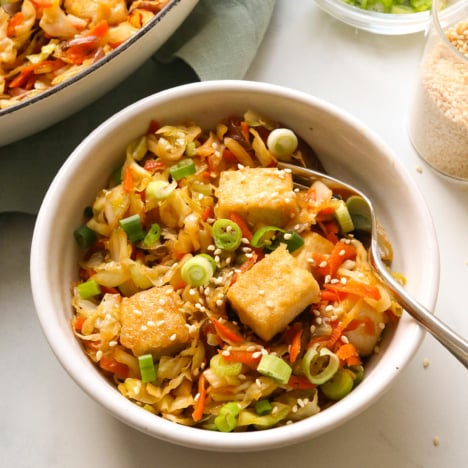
<box><xmin>0</xmin><ymin>0</ymin><xmax>198</xmax><ymax>147</ymax></box>
<box><xmin>30</xmin><ymin>80</ymin><xmax>439</xmax><ymax>452</ymax></box>
<box><xmin>314</xmin><ymin>0</ymin><xmax>431</xmax><ymax>35</ymax></box>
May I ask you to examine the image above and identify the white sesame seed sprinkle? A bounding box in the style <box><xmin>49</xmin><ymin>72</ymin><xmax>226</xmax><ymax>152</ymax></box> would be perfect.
<box><xmin>169</xmin><ymin>333</ymin><xmax>177</xmax><ymax>341</ymax></box>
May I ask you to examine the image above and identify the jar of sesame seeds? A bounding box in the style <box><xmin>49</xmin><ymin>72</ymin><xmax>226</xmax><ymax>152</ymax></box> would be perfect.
<box><xmin>408</xmin><ymin>0</ymin><xmax>468</xmax><ymax>183</ymax></box>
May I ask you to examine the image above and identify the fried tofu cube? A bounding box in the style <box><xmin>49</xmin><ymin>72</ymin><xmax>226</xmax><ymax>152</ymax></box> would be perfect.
<box><xmin>216</xmin><ymin>167</ymin><xmax>297</xmax><ymax>228</ymax></box>
<box><xmin>227</xmin><ymin>244</ymin><xmax>320</xmax><ymax>341</ymax></box>
<box><xmin>120</xmin><ymin>286</ymin><xmax>189</xmax><ymax>358</ymax></box>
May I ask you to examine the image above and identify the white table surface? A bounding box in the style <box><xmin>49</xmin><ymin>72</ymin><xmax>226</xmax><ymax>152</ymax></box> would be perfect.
<box><xmin>1</xmin><ymin>1</ymin><xmax>467</xmax><ymax>467</ymax></box>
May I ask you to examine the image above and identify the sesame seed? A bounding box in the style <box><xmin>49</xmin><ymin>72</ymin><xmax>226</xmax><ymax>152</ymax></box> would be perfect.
<box><xmin>324</xmin><ymin>274</ymin><xmax>331</xmax><ymax>283</ymax></box>
<box><xmin>339</xmin><ymin>249</ymin><xmax>346</xmax><ymax>256</ymax></box>
<box><xmin>216</xmin><ymin>299</ymin><xmax>224</xmax><ymax>306</ymax></box>
<box><xmin>319</xmin><ymin>261</ymin><xmax>328</xmax><ymax>268</ymax></box>
<box><xmin>340</xmin><ymin>335</ymin><xmax>349</xmax><ymax>344</ymax></box>
<box><xmin>147</xmin><ymin>320</ymin><xmax>155</xmax><ymax>327</ymax></box>
<box><xmin>341</xmin><ymin>277</ymin><xmax>348</xmax><ymax>284</ymax></box>
<box><xmin>133</xmin><ymin>308</ymin><xmax>142</xmax><ymax>316</ymax></box>
<box><xmin>96</xmin><ymin>350</ymin><xmax>102</xmax><ymax>362</ymax></box>
<box><xmin>157</xmin><ymin>320</ymin><xmax>165</xmax><ymax>326</ymax></box>
<box><xmin>207</xmin><ymin>244</ymin><xmax>215</xmax><ymax>251</ymax></box>
<box><xmin>433</xmin><ymin>436</ymin><xmax>440</xmax><ymax>447</ymax></box>
<box><xmin>109</xmin><ymin>340</ymin><xmax>118</xmax><ymax>347</ymax></box>
<box><xmin>292</xmin><ymin>405</ymin><xmax>298</xmax><ymax>413</ymax></box>
<box><xmin>169</xmin><ymin>333</ymin><xmax>177</xmax><ymax>341</ymax></box>
<box><xmin>214</xmin><ymin>248</ymin><xmax>222</xmax><ymax>255</ymax></box>
<box><xmin>258</xmin><ymin>289</ymin><xmax>265</xmax><ymax>295</ymax></box>
<box><xmin>222</xmin><ymin>350</ymin><xmax>230</xmax><ymax>357</ymax></box>
<box><xmin>423</xmin><ymin>358</ymin><xmax>430</xmax><ymax>368</ymax></box>
<box><xmin>255</xmin><ymin>378</ymin><xmax>262</xmax><ymax>387</ymax></box>
<box><xmin>325</xmin><ymin>305</ymin><xmax>333</xmax><ymax>312</ymax></box>
<box><xmin>140</xmin><ymin>325</ymin><xmax>148</xmax><ymax>331</ymax></box>
<box><xmin>378</xmin><ymin>322</ymin><xmax>386</xmax><ymax>330</ymax></box>
<box><xmin>252</xmin><ymin>351</ymin><xmax>262</xmax><ymax>359</ymax></box>
<box><xmin>316</xmin><ymin>317</ymin><xmax>322</xmax><ymax>325</ymax></box>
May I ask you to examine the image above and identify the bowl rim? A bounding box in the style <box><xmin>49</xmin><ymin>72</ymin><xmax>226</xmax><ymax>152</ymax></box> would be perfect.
<box><xmin>0</xmin><ymin>0</ymin><xmax>183</xmax><ymax>118</ymax></box>
<box><xmin>30</xmin><ymin>80</ymin><xmax>439</xmax><ymax>452</ymax></box>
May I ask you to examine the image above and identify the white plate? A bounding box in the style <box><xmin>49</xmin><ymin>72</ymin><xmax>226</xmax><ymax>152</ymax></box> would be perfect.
<box><xmin>0</xmin><ymin>0</ymin><xmax>198</xmax><ymax>147</ymax></box>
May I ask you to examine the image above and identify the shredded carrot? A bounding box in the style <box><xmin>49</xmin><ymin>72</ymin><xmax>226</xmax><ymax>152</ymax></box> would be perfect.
<box><xmin>74</xmin><ymin>316</ymin><xmax>86</xmax><ymax>333</ymax></box>
<box><xmin>7</xmin><ymin>12</ymin><xmax>24</xmax><ymax>37</ymax></box>
<box><xmin>122</xmin><ymin>166</ymin><xmax>133</xmax><ymax>192</ymax></box>
<box><xmin>219</xmin><ymin>349</ymin><xmax>261</xmax><ymax>368</ymax></box>
<box><xmin>229</xmin><ymin>212</ymin><xmax>252</xmax><ymax>241</ymax></box>
<box><xmin>99</xmin><ymin>355</ymin><xmax>129</xmax><ymax>380</ymax></box>
<box><xmin>325</xmin><ymin>323</ymin><xmax>344</xmax><ymax>349</ymax></box>
<box><xmin>192</xmin><ymin>372</ymin><xmax>207</xmax><ymax>422</ymax></box>
<box><xmin>288</xmin><ymin>375</ymin><xmax>316</xmax><ymax>390</ymax></box>
<box><xmin>222</xmin><ymin>148</ymin><xmax>238</xmax><ymax>163</ymax></box>
<box><xmin>212</xmin><ymin>318</ymin><xmax>244</xmax><ymax>344</ymax></box>
<box><xmin>324</xmin><ymin>281</ymin><xmax>381</xmax><ymax>301</ymax></box>
<box><xmin>240</xmin><ymin>121</ymin><xmax>250</xmax><ymax>142</ymax></box>
<box><xmin>143</xmin><ymin>159</ymin><xmax>165</xmax><ymax>173</ymax></box>
<box><xmin>326</xmin><ymin>241</ymin><xmax>357</xmax><ymax>276</ymax></box>
<box><xmin>147</xmin><ymin>120</ymin><xmax>160</xmax><ymax>134</ymax></box>
<box><xmin>289</xmin><ymin>327</ymin><xmax>303</xmax><ymax>363</ymax></box>
<box><xmin>201</xmin><ymin>206</ymin><xmax>214</xmax><ymax>222</ymax></box>
<box><xmin>335</xmin><ymin>343</ymin><xmax>361</xmax><ymax>366</ymax></box>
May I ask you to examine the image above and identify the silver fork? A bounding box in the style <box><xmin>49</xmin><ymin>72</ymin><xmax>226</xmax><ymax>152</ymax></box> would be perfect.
<box><xmin>278</xmin><ymin>161</ymin><xmax>468</xmax><ymax>369</ymax></box>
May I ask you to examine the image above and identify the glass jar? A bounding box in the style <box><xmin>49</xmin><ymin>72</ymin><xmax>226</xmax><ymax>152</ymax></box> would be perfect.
<box><xmin>408</xmin><ymin>0</ymin><xmax>468</xmax><ymax>182</ymax></box>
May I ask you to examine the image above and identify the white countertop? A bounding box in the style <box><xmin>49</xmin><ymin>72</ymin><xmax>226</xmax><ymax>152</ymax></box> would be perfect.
<box><xmin>1</xmin><ymin>1</ymin><xmax>467</xmax><ymax>467</ymax></box>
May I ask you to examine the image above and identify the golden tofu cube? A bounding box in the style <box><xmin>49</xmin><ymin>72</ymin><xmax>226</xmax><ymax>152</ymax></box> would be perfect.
<box><xmin>216</xmin><ymin>167</ymin><xmax>297</xmax><ymax>228</ymax></box>
<box><xmin>120</xmin><ymin>286</ymin><xmax>189</xmax><ymax>358</ymax></box>
<box><xmin>227</xmin><ymin>244</ymin><xmax>320</xmax><ymax>341</ymax></box>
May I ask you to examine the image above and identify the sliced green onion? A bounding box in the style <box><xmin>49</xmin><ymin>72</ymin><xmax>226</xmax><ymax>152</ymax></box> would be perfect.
<box><xmin>210</xmin><ymin>354</ymin><xmax>242</xmax><ymax>377</ymax></box>
<box><xmin>237</xmin><ymin>403</ymin><xmax>290</xmax><ymax>428</ymax></box>
<box><xmin>334</xmin><ymin>201</ymin><xmax>355</xmax><ymax>234</ymax></box>
<box><xmin>320</xmin><ymin>368</ymin><xmax>354</xmax><ymax>400</ymax></box>
<box><xmin>169</xmin><ymin>158</ymin><xmax>196</xmax><ymax>180</ymax></box>
<box><xmin>127</xmin><ymin>135</ymin><xmax>147</xmax><ymax>161</ymax></box>
<box><xmin>346</xmin><ymin>195</ymin><xmax>372</xmax><ymax>232</ymax></box>
<box><xmin>120</xmin><ymin>214</ymin><xmax>146</xmax><ymax>243</ymax></box>
<box><xmin>143</xmin><ymin>223</ymin><xmax>161</xmax><ymax>248</ymax></box>
<box><xmin>266</xmin><ymin>128</ymin><xmax>298</xmax><ymax>158</ymax></box>
<box><xmin>145</xmin><ymin>180</ymin><xmax>176</xmax><ymax>201</ymax></box>
<box><xmin>212</xmin><ymin>219</ymin><xmax>242</xmax><ymax>251</ymax></box>
<box><xmin>74</xmin><ymin>224</ymin><xmax>97</xmax><ymax>249</ymax></box>
<box><xmin>138</xmin><ymin>354</ymin><xmax>157</xmax><ymax>383</ymax></box>
<box><xmin>214</xmin><ymin>402</ymin><xmax>241</xmax><ymax>432</ymax></box>
<box><xmin>181</xmin><ymin>254</ymin><xmax>215</xmax><ymax>286</ymax></box>
<box><xmin>302</xmin><ymin>344</ymin><xmax>340</xmax><ymax>385</ymax></box>
<box><xmin>280</xmin><ymin>230</ymin><xmax>305</xmax><ymax>252</ymax></box>
<box><xmin>251</xmin><ymin>225</ymin><xmax>284</xmax><ymax>249</ymax></box>
<box><xmin>77</xmin><ymin>279</ymin><xmax>101</xmax><ymax>299</ymax></box>
<box><xmin>257</xmin><ymin>354</ymin><xmax>292</xmax><ymax>385</ymax></box>
<box><xmin>185</xmin><ymin>141</ymin><xmax>197</xmax><ymax>157</ymax></box>
<box><xmin>255</xmin><ymin>399</ymin><xmax>273</xmax><ymax>415</ymax></box>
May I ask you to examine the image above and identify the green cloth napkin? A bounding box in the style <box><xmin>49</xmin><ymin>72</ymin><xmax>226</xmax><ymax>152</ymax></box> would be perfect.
<box><xmin>0</xmin><ymin>0</ymin><xmax>276</xmax><ymax>214</ymax></box>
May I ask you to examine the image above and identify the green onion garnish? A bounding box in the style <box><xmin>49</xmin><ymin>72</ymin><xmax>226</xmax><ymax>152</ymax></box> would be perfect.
<box><xmin>302</xmin><ymin>344</ymin><xmax>339</xmax><ymax>385</ymax></box>
<box><xmin>334</xmin><ymin>201</ymin><xmax>355</xmax><ymax>234</ymax></box>
<box><xmin>169</xmin><ymin>158</ymin><xmax>196</xmax><ymax>180</ymax></box>
<box><xmin>251</xmin><ymin>226</ymin><xmax>304</xmax><ymax>253</ymax></box>
<box><xmin>181</xmin><ymin>254</ymin><xmax>215</xmax><ymax>287</ymax></box>
<box><xmin>74</xmin><ymin>224</ymin><xmax>97</xmax><ymax>249</ymax></box>
<box><xmin>255</xmin><ymin>399</ymin><xmax>273</xmax><ymax>415</ymax></box>
<box><xmin>251</xmin><ymin>225</ymin><xmax>283</xmax><ymax>249</ymax></box>
<box><xmin>257</xmin><ymin>354</ymin><xmax>292</xmax><ymax>385</ymax></box>
<box><xmin>210</xmin><ymin>354</ymin><xmax>242</xmax><ymax>377</ymax></box>
<box><xmin>266</xmin><ymin>128</ymin><xmax>298</xmax><ymax>158</ymax></box>
<box><xmin>145</xmin><ymin>180</ymin><xmax>176</xmax><ymax>201</ymax></box>
<box><xmin>346</xmin><ymin>195</ymin><xmax>372</xmax><ymax>232</ymax></box>
<box><xmin>143</xmin><ymin>223</ymin><xmax>161</xmax><ymax>248</ymax></box>
<box><xmin>214</xmin><ymin>402</ymin><xmax>241</xmax><ymax>432</ymax></box>
<box><xmin>138</xmin><ymin>354</ymin><xmax>157</xmax><ymax>382</ymax></box>
<box><xmin>119</xmin><ymin>214</ymin><xmax>146</xmax><ymax>243</ymax></box>
<box><xmin>320</xmin><ymin>368</ymin><xmax>354</xmax><ymax>401</ymax></box>
<box><xmin>77</xmin><ymin>279</ymin><xmax>101</xmax><ymax>299</ymax></box>
<box><xmin>212</xmin><ymin>219</ymin><xmax>242</xmax><ymax>251</ymax></box>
